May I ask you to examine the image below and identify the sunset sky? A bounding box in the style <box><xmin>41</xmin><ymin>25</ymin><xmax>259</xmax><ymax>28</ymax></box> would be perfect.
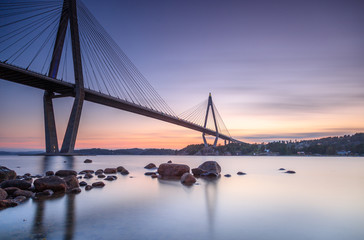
<box><xmin>1</xmin><ymin>0</ymin><xmax>363</xmax><ymax>150</ymax></box>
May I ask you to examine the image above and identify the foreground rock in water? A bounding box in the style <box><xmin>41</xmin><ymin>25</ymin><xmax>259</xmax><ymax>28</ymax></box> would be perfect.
<box><xmin>285</xmin><ymin>170</ymin><xmax>296</xmax><ymax>174</ymax></box>
<box><xmin>0</xmin><ymin>199</ymin><xmax>18</xmax><ymax>209</ymax></box>
<box><xmin>180</xmin><ymin>173</ymin><xmax>196</xmax><ymax>186</ymax></box>
<box><xmin>79</xmin><ymin>170</ymin><xmax>94</xmax><ymax>174</ymax></box>
<box><xmin>13</xmin><ymin>190</ymin><xmax>34</xmax><ymax>198</ymax></box>
<box><xmin>85</xmin><ymin>185</ymin><xmax>93</xmax><ymax>191</ymax></box>
<box><xmin>45</xmin><ymin>171</ymin><xmax>54</xmax><ymax>176</ymax></box>
<box><xmin>104</xmin><ymin>168</ymin><xmax>117</xmax><ymax>174</ymax></box>
<box><xmin>144</xmin><ymin>163</ymin><xmax>157</xmax><ymax>169</ymax></box>
<box><xmin>84</xmin><ymin>159</ymin><xmax>93</xmax><ymax>163</ymax></box>
<box><xmin>198</xmin><ymin>161</ymin><xmax>221</xmax><ymax>177</ymax></box>
<box><xmin>0</xmin><ymin>188</ymin><xmax>7</xmax><ymax>201</ymax></box>
<box><xmin>192</xmin><ymin>168</ymin><xmax>205</xmax><ymax>177</ymax></box>
<box><xmin>64</xmin><ymin>175</ymin><xmax>80</xmax><ymax>190</ymax></box>
<box><xmin>92</xmin><ymin>182</ymin><xmax>105</xmax><ymax>188</ymax></box>
<box><xmin>0</xmin><ymin>166</ymin><xmax>16</xmax><ymax>183</ymax></box>
<box><xmin>34</xmin><ymin>176</ymin><xmax>67</xmax><ymax>193</ymax></box>
<box><xmin>117</xmin><ymin>166</ymin><xmax>129</xmax><ymax>175</ymax></box>
<box><xmin>237</xmin><ymin>172</ymin><xmax>246</xmax><ymax>175</ymax></box>
<box><xmin>55</xmin><ymin>170</ymin><xmax>77</xmax><ymax>177</ymax></box>
<box><xmin>0</xmin><ymin>180</ymin><xmax>31</xmax><ymax>190</ymax></box>
<box><xmin>158</xmin><ymin>163</ymin><xmax>190</xmax><ymax>178</ymax></box>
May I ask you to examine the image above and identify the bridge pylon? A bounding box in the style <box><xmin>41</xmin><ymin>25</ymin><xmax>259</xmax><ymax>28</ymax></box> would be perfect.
<box><xmin>202</xmin><ymin>93</ymin><xmax>219</xmax><ymax>147</ymax></box>
<box><xmin>44</xmin><ymin>0</ymin><xmax>84</xmax><ymax>155</ymax></box>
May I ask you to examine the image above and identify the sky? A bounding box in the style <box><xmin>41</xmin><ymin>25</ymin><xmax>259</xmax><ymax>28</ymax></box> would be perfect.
<box><xmin>0</xmin><ymin>0</ymin><xmax>364</xmax><ymax>150</ymax></box>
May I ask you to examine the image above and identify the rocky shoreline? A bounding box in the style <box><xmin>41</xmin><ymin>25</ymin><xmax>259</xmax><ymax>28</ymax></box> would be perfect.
<box><xmin>0</xmin><ymin>160</ymin><xmax>295</xmax><ymax>211</ymax></box>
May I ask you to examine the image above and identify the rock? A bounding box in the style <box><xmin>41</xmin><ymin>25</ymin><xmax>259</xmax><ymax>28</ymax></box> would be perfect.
<box><xmin>0</xmin><ymin>180</ymin><xmax>31</xmax><ymax>190</ymax></box>
<box><xmin>279</xmin><ymin>168</ymin><xmax>286</xmax><ymax>171</ymax></box>
<box><xmin>68</xmin><ymin>187</ymin><xmax>81</xmax><ymax>194</ymax></box>
<box><xmin>79</xmin><ymin>170</ymin><xmax>94</xmax><ymax>174</ymax></box>
<box><xmin>14</xmin><ymin>196</ymin><xmax>27</xmax><ymax>204</ymax></box>
<box><xmin>285</xmin><ymin>170</ymin><xmax>296</xmax><ymax>174</ymax></box>
<box><xmin>13</xmin><ymin>190</ymin><xmax>34</xmax><ymax>198</ymax></box>
<box><xmin>237</xmin><ymin>172</ymin><xmax>246</xmax><ymax>175</ymax></box>
<box><xmin>144</xmin><ymin>163</ymin><xmax>157</xmax><ymax>169</ymax></box>
<box><xmin>0</xmin><ymin>166</ymin><xmax>16</xmax><ymax>183</ymax></box>
<box><xmin>84</xmin><ymin>159</ymin><xmax>92</xmax><ymax>163</ymax></box>
<box><xmin>151</xmin><ymin>175</ymin><xmax>158</xmax><ymax>179</ymax></box>
<box><xmin>0</xmin><ymin>199</ymin><xmax>18</xmax><ymax>209</ymax></box>
<box><xmin>144</xmin><ymin>172</ymin><xmax>156</xmax><ymax>176</ymax></box>
<box><xmin>24</xmin><ymin>173</ymin><xmax>31</xmax><ymax>177</ymax></box>
<box><xmin>224</xmin><ymin>174</ymin><xmax>231</xmax><ymax>177</ymax></box>
<box><xmin>84</xmin><ymin>173</ymin><xmax>93</xmax><ymax>179</ymax></box>
<box><xmin>167</xmin><ymin>160</ymin><xmax>172</xmax><ymax>163</ymax></box>
<box><xmin>34</xmin><ymin>174</ymin><xmax>43</xmax><ymax>178</ymax></box>
<box><xmin>97</xmin><ymin>174</ymin><xmax>105</xmax><ymax>178</ymax></box>
<box><xmin>158</xmin><ymin>163</ymin><xmax>190</xmax><ymax>179</ymax></box>
<box><xmin>34</xmin><ymin>176</ymin><xmax>67</xmax><ymax>193</ymax></box>
<box><xmin>79</xmin><ymin>181</ymin><xmax>87</xmax><ymax>187</ymax></box>
<box><xmin>180</xmin><ymin>173</ymin><xmax>196</xmax><ymax>186</ymax></box>
<box><xmin>55</xmin><ymin>170</ymin><xmax>77</xmax><ymax>177</ymax></box>
<box><xmin>104</xmin><ymin>176</ymin><xmax>117</xmax><ymax>181</ymax></box>
<box><xmin>23</xmin><ymin>176</ymin><xmax>33</xmax><ymax>184</ymax></box>
<box><xmin>3</xmin><ymin>187</ymin><xmax>20</xmax><ymax>195</ymax></box>
<box><xmin>92</xmin><ymin>182</ymin><xmax>105</xmax><ymax>188</ymax></box>
<box><xmin>0</xmin><ymin>188</ymin><xmax>8</xmax><ymax>200</ymax></box>
<box><xmin>64</xmin><ymin>175</ymin><xmax>79</xmax><ymax>190</ymax></box>
<box><xmin>198</xmin><ymin>161</ymin><xmax>221</xmax><ymax>177</ymax></box>
<box><xmin>45</xmin><ymin>171</ymin><xmax>54</xmax><ymax>176</ymax></box>
<box><xmin>95</xmin><ymin>169</ymin><xmax>104</xmax><ymax>175</ymax></box>
<box><xmin>85</xmin><ymin>185</ymin><xmax>93</xmax><ymax>191</ymax></box>
<box><xmin>77</xmin><ymin>176</ymin><xmax>82</xmax><ymax>179</ymax></box>
<box><xmin>104</xmin><ymin>168</ymin><xmax>117</xmax><ymax>174</ymax></box>
<box><xmin>117</xmin><ymin>166</ymin><xmax>129</xmax><ymax>175</ymax></box>
<box><xmin>192</xmin><ymin>168</ymin><xmax>205</xmax><ymax>177</ymax></box>
<box><xmin>35</xmin><ymin>189</ymin><xmax>54</xmax><ymax>197</ymax></box>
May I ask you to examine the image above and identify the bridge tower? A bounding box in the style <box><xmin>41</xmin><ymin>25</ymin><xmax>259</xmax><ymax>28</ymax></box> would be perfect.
<box><xmin>202</xmin><ymin>93</ymin><xmax>219</xmax><ymax>147</ymax></box>
<box><xmin>44</xmin><ymin>0</ymin><xmax>84</xmax><ymax>154</ymax></box>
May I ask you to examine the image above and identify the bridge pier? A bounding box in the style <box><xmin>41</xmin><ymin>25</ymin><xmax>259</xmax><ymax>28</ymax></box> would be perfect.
<box><xmin>44</xmin><ymin>91</ymin><xmax>59</xmax><ymax>153</ymax></box>
<box><xmin>202</xmin><ymin>93</ymin><xmax>219</xmax><ymax>147</ymax></box>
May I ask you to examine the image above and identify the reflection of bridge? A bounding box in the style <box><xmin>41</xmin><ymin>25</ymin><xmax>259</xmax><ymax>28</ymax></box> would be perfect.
<box><xmin>0</xmin><ymin>0</ymin><xmax>242</xmax><ymax>155</ymax></box>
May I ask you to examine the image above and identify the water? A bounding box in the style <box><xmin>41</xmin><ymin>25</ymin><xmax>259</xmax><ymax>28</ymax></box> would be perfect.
<box><xmin>0</xmin><ymin>155</ymin><xmax>363</xmax><ymax>240</ymax></box>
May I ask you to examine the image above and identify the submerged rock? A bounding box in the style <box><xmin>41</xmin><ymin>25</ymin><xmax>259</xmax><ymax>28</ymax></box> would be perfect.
<box><xmin>158</xmin><ymin>163</ymin><xmax>190</xmax><ymax>179</ymax></box>
<box><xmin>279</xmin><ymin>168</ymin><xmax>286</xmax><ymax>171</ymax></box>
<box><xmin>84</xmin><ymin>173</ymin><xmax>93</xmax><ymax>179</ymax></box>
<box><xmin>104</xmin><ymin>168</ymin><xmax>117</xmax><ymax>174</ymax></box>
<box><xmin>224</xmin><ymin>174</ymin><xmax>231</xmax><ymax>178</ymax></box>
<box><xmin>68</xmin><ymin>187</ymin><xmax>81</xmax><ymax>194</ymax></box>
<box><xmin>0</xmin><ymin>180</ymin><xmax>31</xmax><ymax>190</ymax></box>
<box><xmin>144</xmin><ymin>172</ymin><xmax>156</xmax><ymax>176</ymax></box>
<box><xmin>79</xmin><ymin>170</ymin><xmax>95</xmax><ymax>174</ymax></box>
<box><xmin>104</xmin><ymin>176</ymin><xmax>117</xmax><ymax>181</ymax></box>
<box><xmin>0</xmin><ymin>166</ymin><xmax>16</xmax><ymax>183</ymax></box>
<box><xmin>180</xmin><ymin>173</ymin><xmax>196</xmax><ymax>186</ymax></box>
<box><xmin>237</xmin><ymin>172</ymin><xmax>246</xmax><ymax>175</ymax></box>
<box><xmin>285</xmin><ymin>170</ymin><xmax>296</xmax><ymax>174</ymax></box>
<box><xmin>34</xmin><ymin>176</ymin><xmax>67</xmax><ymax>193</ymax></box>
<box><xmin>84</xmin><ymin>159</ymin><xmax>93</xmax><ymax>163</ymax></box>
<box><xmin>144</xmin><ymin>163</ymin><xmax>157</xmax><ymax>169</ymax></box>
<box><xmin>92</xmin><ymin>182</ymin><xmax>105</xmax><ymax>188</ymax></box>
<box><xmin>14</xmin><ymin>196</ymin><xmax>27</xmax><ymax>204</ymax></box>
<box><xmin>55</xmin><ymin>170</ymin><xmax>77</xmax><ymax>177</ymax></box>
<box><xmin>198</xmin><ymin>161</ymin><xmax>221</xmax><ymax>177</ymax></box>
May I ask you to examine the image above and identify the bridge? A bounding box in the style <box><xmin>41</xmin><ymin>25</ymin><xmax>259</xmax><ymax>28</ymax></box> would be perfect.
<box><xmin>0</xmin><ymin>0</ymin><xmax>243</xmax><ymax>155</ymax></box>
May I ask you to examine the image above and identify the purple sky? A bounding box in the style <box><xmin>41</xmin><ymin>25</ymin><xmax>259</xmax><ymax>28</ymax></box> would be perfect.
<box><xmin>0</xmin><ymin>0</ymin><xmax>363</xmax><ymax>150</ymax></box>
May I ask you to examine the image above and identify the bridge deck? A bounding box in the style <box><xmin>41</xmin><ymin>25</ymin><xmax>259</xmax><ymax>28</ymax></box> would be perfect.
<box><xmin>0</xmin><ymin>62</ymin><xmax>242</xmax><ymax>143</ymax></box>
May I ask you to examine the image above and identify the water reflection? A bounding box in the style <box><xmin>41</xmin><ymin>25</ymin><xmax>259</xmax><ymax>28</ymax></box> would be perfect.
<box><xmin>41</xmin><ymin>155</ymin><xmax>75</xmax><ymax>173</ymax></box>
<box><xmin>32</xmin><ymin>193</ymin><xmax>75</xmax><ymax>240</ymax></box>
<box><xmin>203</xmin><ymin>178</ymin><xmax>219</xmax><ymax>239</ymax></box>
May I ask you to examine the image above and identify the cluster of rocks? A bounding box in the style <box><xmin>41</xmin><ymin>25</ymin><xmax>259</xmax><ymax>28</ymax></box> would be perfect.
<box><xmin>0</xmin><ymin>162</ymin><xmax>131</xmax><ymax>210</ymax></box>
<box><xmin>143</xmin><ymin>160</ymin><xmax>247</xmax><ymax>186</ymax></box>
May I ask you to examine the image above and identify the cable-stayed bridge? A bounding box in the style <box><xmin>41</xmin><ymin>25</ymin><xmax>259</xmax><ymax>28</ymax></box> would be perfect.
<box><xmin>0</xmin><ymin>0</ymin><xmax>243</xmax><ymax>155</ymax></box>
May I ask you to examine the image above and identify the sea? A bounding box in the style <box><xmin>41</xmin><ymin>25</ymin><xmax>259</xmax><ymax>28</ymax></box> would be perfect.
<box><xmin>0</xmin><ymin>155</ymin><xmax>363</xmax><ymax>240</ymax></box>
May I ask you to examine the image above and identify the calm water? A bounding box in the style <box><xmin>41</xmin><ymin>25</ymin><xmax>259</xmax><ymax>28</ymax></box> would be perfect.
<box><xmin>0</xmin><ymin>155</ymin><xmax>363</xmax><ymax>240</ymax></box>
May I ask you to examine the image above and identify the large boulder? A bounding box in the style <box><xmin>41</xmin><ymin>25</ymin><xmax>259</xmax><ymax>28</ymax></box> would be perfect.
<box><xmin>34</xmin><ymin>176</ymin><xmax>67</xmax><ymax>193</ymax></box>
<box><xmin>0</xmin><ymin>188</ymin><xmax>8</xmax><ymax>201</ymax></box>
<box><xmin>0</xmin><ymin>166</ymin><xmax>16</xmax><ymax>183</ymax></box>
<box><xmin>198</xmin><ymin>161</ymin><xmax>221</xmax><ymax>177</ymax></box>
<box><xmin>180</xmin><ymin>173</ymin><xmax>196</xmax><ymax>186</ymax></box>
<box><xmin>158</xmin><ymin>163</ymin><xmax>190</xmax><ymax>179</ymax></box>
<box><xmin>0</xmin><ymin>180</ymin><xmax>31</xmax><ymax>190</ymax></box>
<box><xmin>55</xmin><ymin>170</ymin><xmax>77</xmax><ymax>177</ymax></box>
<box><xmin>64</xmin><ymin>175</ymin><xmax>80</xmax><ymax>190</ymax></box>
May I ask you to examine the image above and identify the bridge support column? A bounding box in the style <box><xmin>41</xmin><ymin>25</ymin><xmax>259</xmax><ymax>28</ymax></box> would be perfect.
<box><xmin>44</xmin><ymin>91</ymin><xmax>59</xmax><ymax>153</ymax></box>
<box><xmin>202</xmin><ymin>93</ymin><xmax>219</xmax><ymax>147</ymax></box>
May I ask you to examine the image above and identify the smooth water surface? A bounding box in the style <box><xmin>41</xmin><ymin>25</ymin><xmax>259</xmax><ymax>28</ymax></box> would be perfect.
<box><xmin>0</xmin><ymin>155</ymin><xmax>363</xmax><ymax>240</ymax></box>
